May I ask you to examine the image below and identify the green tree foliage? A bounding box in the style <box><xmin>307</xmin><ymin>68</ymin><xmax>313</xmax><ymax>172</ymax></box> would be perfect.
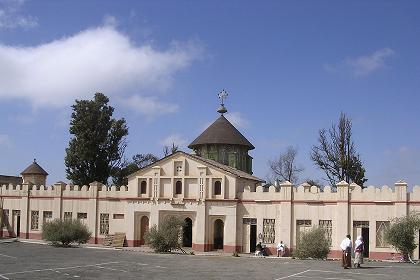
<box><xmin>112</xmin><ymin>153</ymin><xmax>159</xmax><ymax>186</ymax></box>
<box><xmin>293</xmin><ymin>227</ymin><xmax>330</xmax><ymax>259</ymax></box>
<box><xmin>385</xmin><ymin>212</ymin><xmax>420</xmax><ymax>259</ymax></box>
<box><xmin>144</xmin><ymin>216</ymin><xmax>185</xmax><ymax>253</ymax></box>
<box><xmin>42</xmin><ymin>219</ymin><xmax>92</xmax><ymax>247</ymax></box>
<box><xmin>65</xmin><ymin>93</ymin><xmax>128</xmax><ymax>185</ymax></box>
<box><xmin>310</xmin><ymin>112</ymin><xmax>367</xmax><ymax>187</ymax></box>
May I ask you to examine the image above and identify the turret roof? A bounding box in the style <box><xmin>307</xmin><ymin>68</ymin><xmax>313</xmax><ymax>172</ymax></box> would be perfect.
<box><xmin>188</xmin><ymin>115</ymin><xmax>255</xmax><ymax>150</ymax></box>
<box><xmin>21</xmin><ymin>159</ymin><xmax>48</xmax><ymax>175</ymax></box>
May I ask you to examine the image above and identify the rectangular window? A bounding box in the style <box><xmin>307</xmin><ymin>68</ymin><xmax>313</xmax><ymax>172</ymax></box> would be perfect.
<box><xmin>43</xmin><ymin>211</ymin><xmax>53</xmax><ymax>224</ymax></box>
<box><xmin>64</xmin><ymin>212</ymin><xmax>72</xmax><ymax>221</ymax></box>
<box><xmin>376</xmin><ymin>221</ymin><xmax>390</xmax><ymax>248</ymax></box>
<box><xmin>113</xmin><ymin>214</ymin><xmax>124</xmax><ymax>219</ymax></box>
<box><xmin>153</xmin><ymin>173</ymin><xmax>158</xmax><ymax>197</ymax></box>
<box><xmin>100</xmin><ymin>213</ymin><xmax>109</xmax><ymax>235</ymax></box>
<box><xmin>77</xmin><ymin>212</ymin><xmax>87</xmax><ymax>223</ymax></box>
<box><xmin>31</xmin><ymin>211</ymin><xmax>39</xmax><ymax>230</ymax></box>
<box><xmin>319</xmin><ymin>220</ymin><xmax>332</xmax><ymax>246</ymax></box>
<box><xmin>263</xmin><ymin>219</ymin><xmax>275</xmax><ymax>244</ymax></box>
<box><xmin>296</xmin><ymin>220</ymin><xmax>312</xmax><ymax>247</ymax></box>
<box><xmin>199</xmin><ymin>177</ymin><xmax>204</xmax><ymax>199</ymax></box>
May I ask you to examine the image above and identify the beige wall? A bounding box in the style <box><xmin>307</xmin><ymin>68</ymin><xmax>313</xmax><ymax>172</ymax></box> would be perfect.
<box><xmin>1</xmin><ymin>153</ymin><xmax>420</xmax><ymax>259</ymax></box>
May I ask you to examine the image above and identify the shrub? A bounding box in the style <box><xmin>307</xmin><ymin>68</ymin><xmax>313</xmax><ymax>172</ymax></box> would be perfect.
<box><xmin>42</xmin><ymin>219</ymin><xmax>92</xmax><ymax>247</ymax></box>
<box><xmin>293</xmin><ymin>227</ymin><xmax>330</xmax><ymax>259</ymax></box>
<box><xmin>144</xmin><ymin>216</ymin><xmax>185</xmax><ymax>253</ymax></box>
<box><xmin>385</xmin><ymin>212</ymin><xmax>420</xmax><ymax>260</ymax></box>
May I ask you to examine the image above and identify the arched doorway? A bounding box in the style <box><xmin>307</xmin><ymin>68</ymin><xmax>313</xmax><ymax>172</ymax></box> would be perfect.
<box><xmin>183</xmin><ymin>218</ymin><xmax>192</xmax><ymax>247</ymax></box>
<box><xmin>140</xmin><ymin>216</ymin><xmax>149</xmax><ymax>245</ymax></box>
<box><xmin>214</xmin><ymin>219</ymin><xmax>224</xmax><ymax>250</ymax></box>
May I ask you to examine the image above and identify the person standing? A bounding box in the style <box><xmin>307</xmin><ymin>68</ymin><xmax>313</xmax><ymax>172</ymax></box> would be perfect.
<box><xmin>340</xmin><ymin>234</ymin><xmax>352</xmax><ymax>269</ymax></box>
<box><xmin>354</xmin><ymin>236</ymin><xmax>364</xmax><ymax>268</ymax></box>
<box><xmin>277</xmin><ymin>241</ymin><xmax>285</xmax><ymax>257</ymax></box>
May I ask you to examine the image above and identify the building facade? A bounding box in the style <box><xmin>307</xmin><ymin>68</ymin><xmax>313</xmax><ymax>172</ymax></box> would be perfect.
<box><xmin>1</xmin><ymin>112</ymin><xmax>420</xmax><ymax>260</ymax></box>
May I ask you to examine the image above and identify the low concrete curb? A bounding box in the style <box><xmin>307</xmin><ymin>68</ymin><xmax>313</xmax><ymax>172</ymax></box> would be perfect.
<box><xmin>0</xmin><ymin>238</ymin><xmax>18</xmax><ymax>243</ymax></box>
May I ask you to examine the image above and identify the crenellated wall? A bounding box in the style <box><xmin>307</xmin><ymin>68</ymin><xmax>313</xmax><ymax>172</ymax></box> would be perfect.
<box><xmin>1</xmin><ymin>177</ymin><xmax>420</xmax><ymax>259</ymax></box>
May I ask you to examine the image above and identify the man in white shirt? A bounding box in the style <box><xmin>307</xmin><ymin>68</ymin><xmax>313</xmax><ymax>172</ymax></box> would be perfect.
<box><xmin>277</xmin><ymin>241</ymin><xmax>285</xmax><ymax>257</ymax></box>
<box><xmin>340</xmin><ymin>234</ymin><xmax>352</xmax><ymax>269</ymax></box>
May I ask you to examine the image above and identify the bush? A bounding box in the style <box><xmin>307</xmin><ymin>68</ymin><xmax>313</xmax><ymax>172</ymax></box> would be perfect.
<box><xmin>42</xmin><ymin>219</ymin><xmax>92</xmax><ymax>247</ymax></box>
<box><xmin>144</xmin><ymin>216</ymin><xmax>185</xmax><ymax>253</ymax></box>
<box><xmin>385</xmin><ymin>212</ymin><xmax>420</xmax><ymax>260</ymax></box>
<box><xmin>293</xmin><ymin>227</ymin><xmax>330</xmax><ymax>259</ymax></box>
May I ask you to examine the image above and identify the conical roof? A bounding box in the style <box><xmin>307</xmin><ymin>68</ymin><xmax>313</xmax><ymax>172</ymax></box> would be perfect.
<box><xmin>21</xmin><ymin>159</ymin><xmax>49</xmax><ymax>175</ymax></box>
<box><xmin>188</xmin><ymin>115</ymin><xmax>255</xmax><ymax>150</ymax></box>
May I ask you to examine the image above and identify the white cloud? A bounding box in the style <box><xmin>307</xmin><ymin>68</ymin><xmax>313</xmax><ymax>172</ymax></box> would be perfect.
<box><xmin>0</xmin><ymin>24</ymin><xmax>202</xmax><ymax>116</ymax></box>
<box><xmin>0</xmin><ymin>0</ymin><xmax>38</xmax><ymax>29</ymax></box>
<box><xmin>325</xmin><ymin>48</ymin><xmax>395</xmax><ymax>77</ymax></box>
<box><xmin>225</xmin><ymin>111</ymin><xmax>249</xmax><ymax>128</ymax></box>
<box><xmin>346</xmin><ymin>48</ymin><xmax>395</xmax><ymax>76</ymax></box>
<box><xmin>117</xmin><ymin>95</ymin><xmax>179</xmax><ymax>119</ymax></box>
<box><xmin>160</xmin><ymin>134</ymin><xmax>187</xmax><ymax>148</ymax></box>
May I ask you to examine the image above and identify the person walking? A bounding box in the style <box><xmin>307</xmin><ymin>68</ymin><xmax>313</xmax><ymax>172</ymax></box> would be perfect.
<box><xmin>354</xmin><ymin>236</ymin><xmax>364</xmax><ymax>268</ymax></box>
<box><xmin>277</xmin><ymin>241</ymin><xmax>285</xmax><ymax>257</ymax></box>
<box><xmin>340</xmin><ymin>234</ymin><xmax>352</xmax><ymax>269</ymax></box>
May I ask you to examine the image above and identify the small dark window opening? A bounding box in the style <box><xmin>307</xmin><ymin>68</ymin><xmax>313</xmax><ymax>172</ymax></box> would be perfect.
<box><xmin>214</xmin><ymin>181</ymin><xmax>222</xmax><ymax>195</ymax></box>
<box><xmin>140</xmin><ymin>181</ymin><xmax>147</xmax><ymax>194</ymax></box>
<box><xmin>175</xmin><ymin>181</ymin><xmax>182</xmax><ymax>194</ymax></box>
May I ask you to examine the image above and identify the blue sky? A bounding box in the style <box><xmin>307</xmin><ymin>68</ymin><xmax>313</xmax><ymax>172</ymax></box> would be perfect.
<box><xmin>1</xmin><ymin>0</ymin><xmax>420</xmax><ymax>187</ymax></box>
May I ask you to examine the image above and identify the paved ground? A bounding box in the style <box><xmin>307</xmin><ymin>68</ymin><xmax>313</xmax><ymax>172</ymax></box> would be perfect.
<box><xmin>0</xmin><ymin>242</ymin><xmax>418</xmax><ymax>280</ymax></box>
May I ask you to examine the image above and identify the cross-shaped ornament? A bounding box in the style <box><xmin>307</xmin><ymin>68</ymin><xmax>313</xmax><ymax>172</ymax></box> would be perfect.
<box><xmin>218</xmin><ymin>89</ymin><xmax>228</xmax><ymax>105</ymax></box>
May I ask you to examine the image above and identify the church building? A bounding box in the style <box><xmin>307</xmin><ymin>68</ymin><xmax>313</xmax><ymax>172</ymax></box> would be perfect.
<box><xmin>1</xmin><ymin>97</ymin><xmax>420</xmax><ymax>260</ymax></box>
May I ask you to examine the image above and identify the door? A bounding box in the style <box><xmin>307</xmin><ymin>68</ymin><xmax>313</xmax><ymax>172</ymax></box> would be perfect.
<box><xmin>140</xmin><ymin>216</ymin><xmax>149</xmax><ymax>245</ymax></box>
<box><xmin>183</xmin><ymin>218</ymin><xmax>192</xmax><ymax>247</ymax></box>
<box><xmin>12</xmin><ymin>210</ymin><xmax>20</xmax><ymax>237</ymax></box>
<box><xmin>362</xmin><ymin>228</ymin><xmax>369</xmax><ymax>258</ymax></box>
<box><xmin>214</xmin><ymin>219</ymin><xmax>224</xmax><ymax>250</ymax></box>
<box><xmin>250</xmin><ymin>224</ymin><xmax>257</xmax><ymax>252</ymax></box>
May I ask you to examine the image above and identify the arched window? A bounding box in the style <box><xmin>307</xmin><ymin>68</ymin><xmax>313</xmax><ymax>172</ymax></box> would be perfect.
<box><xmin>214</xmin><ymin>180</ymin><xmax>222</xmax><ymax>195</ymax></box>
<box><xmin>175</xmin><ymin>181</ymin><xmax>182</xmax><ymax>194</ymax></box>
<box><xmin>140</xmin><ymin>181</ymin><xmax>147</xmax><ymax>194</ymax></box>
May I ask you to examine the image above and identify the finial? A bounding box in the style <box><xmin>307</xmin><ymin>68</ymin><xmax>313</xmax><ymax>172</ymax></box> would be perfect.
<box><xmin>34</xmin><ymin>158</ymin><xmax>36</xmax><ymax>163</ymax></box>
<box><xmin>217</xmin><ymin>89</ymin><xmax>228</xmax><ymax>114</ymax></box>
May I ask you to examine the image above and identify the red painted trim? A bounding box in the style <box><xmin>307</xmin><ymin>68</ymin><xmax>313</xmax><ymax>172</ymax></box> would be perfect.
<box><xmin>0</xmin><ymin>196</ymin><xmax>22</xmax><ymax>199</ymax></box>
<box><xmin>62</xmin><ymin>197</ymin><xmax>90</xmax><ymax>200</ymax></box>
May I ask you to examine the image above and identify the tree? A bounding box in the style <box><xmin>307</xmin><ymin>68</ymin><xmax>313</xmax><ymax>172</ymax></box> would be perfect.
<box><xmin>268</xmin><ymin>146</ymin><xmax>303</xmax><ymax>184</ymax></box>
<box><xmin>310</xmin><ymin>113</ymin><xmax>367</xmax><ymax>187</ymax></box>
<box><xmin>384</xmin><ymin>212</ymin><xmax>420</xmax><ymax>260</ymax></box>
<box><xmin>111</xmin><ymin>153</ymin><xmax>159</xmax><ymax>186</ymax></box>
<box><xmin>144</xmin><ymin>216</ymin><xmax>185</xmax><ymax>253</ymax></box>
<box><xmin>65</xmin><ymin>93</ymin><xmax>128</xmax><ymax>185</ymax></box>
<box><xmin>293</xmin><ymin>227</ymin><xmax>330</xmax><ymax>259</ymax></box>
<box><xmin>163</xmin><ymin>143</ymin><xmax>179</xmax><ymax>157</ymax></box>
<box><xmin>42</xmin><ymin>219</ymin><xmax>92</xmax><ymax>247</ymax></box>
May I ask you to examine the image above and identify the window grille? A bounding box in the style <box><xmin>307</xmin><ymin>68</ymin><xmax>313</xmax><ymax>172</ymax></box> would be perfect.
<box><xmin>243</xmin><ymin>218</ymin><xmax>257</xmax><ymax>225</ymax></box>
<box><xmin>176</xmin><ymin>165</ymin><xmax>182</xmax><ymax>175</ymax></box>
<box><xmin>100</xmin><ymin>213</ymin><xmax>109</xmax><ymax>235</ymax></box>
<box><xmin>199</xmin><ymin>176</ymin><xmax>204</xmax><ymax>199</ymax></box>
<box><xmin>31</xmin><ymin>211</ymin><xmax>39</xmax><ymax>230</ymax></box>
<box><xmin>43</xmin><ymin>211</ymin><xmax>53</xmax><ymax>224</ymax></box>
<box><xmin>297</xmin><ymin>220</ymin><xmax>312</xmax><ymax>226</ymax></box>
<box><xmin>376</xmin><ymin>221</ymin><xmax>390</xmax><ymax>248</ymax></box>
<box><xmin>77</xmin><ymin>212</ymin><xmax>87</xmax><ymax>222</ymax></box>
<box><xmin>319</xmin><ymin>220</ymin><xmax>332</xmax><ymax>245</ymax></box>
<box><xmin>263</xmin><ymin>219</ymin><xmax>275</xmax><ymax>244</ymax></box>
<box><xmin>353</xmin><ymin>221</ymin><xmax>369</xmax><ymax>228</ymax></box>
<box><xmin>64</xmin><ymin>212</ymin><xmax>72</xmax><ymax>221</ymax></box>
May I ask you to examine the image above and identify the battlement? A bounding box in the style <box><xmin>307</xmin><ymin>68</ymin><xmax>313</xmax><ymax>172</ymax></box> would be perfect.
<box><xmin>0</xmin><ymin>182</ymin><xmax>130</xmax><ymax>199</ymax></box>
<box><xmin>241</xmin><ymin>180</ymin><xmax>420</xmax><ymax>203</ymax></box>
